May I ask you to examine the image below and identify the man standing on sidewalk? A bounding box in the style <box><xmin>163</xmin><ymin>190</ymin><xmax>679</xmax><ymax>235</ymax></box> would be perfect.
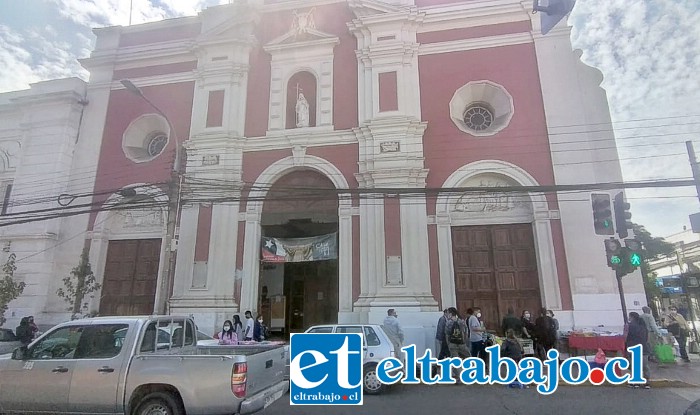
<box><xmin>383</xmin><ymin>309</ymin><xmax>405</xmax><ymax>358</ymax></box>
<box><xmin>640</xmin><ymin>306</ymin><xmax>662</xmax><ymax>362</ymax></box>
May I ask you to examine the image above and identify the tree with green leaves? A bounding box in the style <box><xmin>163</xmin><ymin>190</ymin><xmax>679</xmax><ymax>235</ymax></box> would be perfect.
<box><xmin>56</xmin><ymin>248</ymin><xmax>101</xmax><ymax>320</ymax></box>
<box><xmin>631</xmin><ymin>223</ymin><xmax>676</xmax><ymax>313</ymax></box>
<box><xmin>0</xmin><ymin>253</ymin><xmax>26</xmax><ymax>327</ymax></box>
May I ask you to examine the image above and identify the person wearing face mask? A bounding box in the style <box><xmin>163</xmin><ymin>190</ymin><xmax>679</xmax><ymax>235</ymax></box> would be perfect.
<box><xmin>253</xmin><ymin>316</ymin><xmax>268</xmax><ymax>342</ymax></box>
<box><xmin>664</xmin><ymin>305</ymin><xmax>691</xmax><ymax>363</ymax></box>
<box><xmin>534</xmin><ymin>308</ymin><xmax>557</xmax><ymax>360</ymax></box>
<box><xmin>218</xmin><ymin>320</ymin><xmax>238</xmax><ymax>345</ymax></box>
<box><xmin>521</xmin><ymin>310</ymin><xmax>535</xmax><ymax>340</ymax></box>
<box><xmin>626</xmin><ymin>312</ymin><xmax>651</xmax><ymax>388</ymax></box>
<box><xmin>467</xmin><ymin>307</ymin><xmax>486</xmax><ymax>360</ymax></box>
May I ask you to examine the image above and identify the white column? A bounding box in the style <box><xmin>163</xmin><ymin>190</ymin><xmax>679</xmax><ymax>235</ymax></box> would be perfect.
<box><xmin>172</xmin><ymin>205</ymin><xmax>200</xmax><ymax>298</ymax></box>
<box><xmin>355</xmin><ymin>197</ymin><xmax>386</xmax><ymax>307</ymax></box>
<box><xmin>239</xmin><ymin>214</ymin><xmax>262</xmax><ymax>313</ymax></box>
<box><xmin>338</xmin><ymin>205</ymin><xmax>353</xmax><ymax>313</ymax></box>
<box><xmin>399</xmin><ymin>196</ymin><xmax>433</xmax><ymax>296</ymax></box>
<box><xmin>88</xmin><ymin>231</ymin><xmax>111</xmax><ymax>314</ymax></box>
<box><xmin>533</xmin><ymin>215</ymin><xmax>563</xmax><ymax>310</ymax></box>
<box><xmin>436</xmin><ymin>214</ymin><xmax>456</xmax><ymax>309</ymax></box>
<box><xmin>207</xmin><ymin>202</ymin><xmax>240</xmax><ymax>303</ymax></box>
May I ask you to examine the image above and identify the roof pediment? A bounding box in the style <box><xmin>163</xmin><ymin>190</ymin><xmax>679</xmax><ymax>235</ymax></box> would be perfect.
<box><xmin>347</xmin><ymin>0</ymin><xmax>403</xmax><ymax>18</ymax></box>
<box><xmin>196</xmin><ymin>4</ymin><xmax>260</xmax><ymax>45</ymax></box>
<box><xmin>264</xmin><ymin>8</ymin><xmax>339</xmax><ymax>52</ymax></box>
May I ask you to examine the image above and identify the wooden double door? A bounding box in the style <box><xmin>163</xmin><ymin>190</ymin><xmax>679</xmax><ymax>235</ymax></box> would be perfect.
<box><xmin>452</xmin><ymin>224</ymin><xmax>542</xmax><ymax>335</ymax></box>
<box><xmin>99</xmin><ymin>239</ymin><xmax>161</xmax><ymax>316</ymax></box>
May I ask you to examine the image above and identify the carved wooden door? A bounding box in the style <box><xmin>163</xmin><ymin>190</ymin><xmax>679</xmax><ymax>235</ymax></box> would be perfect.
<box><xmin>99</xmin><ymin>239</ymin><xmax>161</xmax><ymax>316</ymax></box>
<box><xmin>452</xmin><ymin>224</ymin><xmax>541</xmax><ymax>335</ymax></box>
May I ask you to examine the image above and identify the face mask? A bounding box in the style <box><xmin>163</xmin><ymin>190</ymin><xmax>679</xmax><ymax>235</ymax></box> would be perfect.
<box><xmin>223</xmin><ymin>326</ymin><xmax>231</xmax><ymax>331</ymax></box>
<box><xmin>524</xmin><ymin>314</ymin><xmax>530</xmax><ymax>319</ymax></box>
<box><xmin>258</xmin><ymin>319</ymin><xmax>263</xmax><ymax>323</ymax></box>
<box><xmin>476</xmin><ymin>313</ymin><xmax>482</xmax><ymax>318</ymax></box>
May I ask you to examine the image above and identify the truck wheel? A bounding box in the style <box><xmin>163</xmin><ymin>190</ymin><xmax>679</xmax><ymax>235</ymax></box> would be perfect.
<box><xmin>134</xmin><ymin>392</ymin><xmax>183</xmax><ymax>415</ymax></box>
<box><xmin>363</xmin><ymin>363</ymin><xmax>386</xmax><ymax>395</ymax></box>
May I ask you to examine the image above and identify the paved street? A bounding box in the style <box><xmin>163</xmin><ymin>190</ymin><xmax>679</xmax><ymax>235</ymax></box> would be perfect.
<box><xmin>264</xmin><ymin>384</ymin><xmax>700</xmax><ymax>415</ymax></box>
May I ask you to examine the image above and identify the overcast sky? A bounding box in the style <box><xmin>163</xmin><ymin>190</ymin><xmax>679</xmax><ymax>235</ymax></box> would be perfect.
<box><xmin>0</xmin><ymin>0</ymin><xmax>698</xmax><ymax>239</ymax></box>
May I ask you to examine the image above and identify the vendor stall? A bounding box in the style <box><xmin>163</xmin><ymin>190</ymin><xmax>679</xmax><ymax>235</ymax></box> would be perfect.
<box><xmin>567</xmin><ymin>333</ymin><xmax>626</xmax><ymax>357</ymax></box>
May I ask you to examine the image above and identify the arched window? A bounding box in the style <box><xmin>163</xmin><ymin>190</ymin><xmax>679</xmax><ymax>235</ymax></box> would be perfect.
<box><xmin>286</xmin><ymin>71</ymin><xmax>317</xmax><ymax>129</ymax></box>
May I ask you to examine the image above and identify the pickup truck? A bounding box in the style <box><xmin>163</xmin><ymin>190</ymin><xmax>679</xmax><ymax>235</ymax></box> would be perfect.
<box><xmin>0</xmin><ymin>316</ymin><xmax>289</xmax><ymax>415</ymax></box>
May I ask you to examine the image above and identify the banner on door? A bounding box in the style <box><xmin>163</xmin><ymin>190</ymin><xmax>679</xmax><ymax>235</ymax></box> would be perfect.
<box><xmin>261</xmin><ymin>232</ymin><xmax>338</xmax><ymax>263</ymax></box>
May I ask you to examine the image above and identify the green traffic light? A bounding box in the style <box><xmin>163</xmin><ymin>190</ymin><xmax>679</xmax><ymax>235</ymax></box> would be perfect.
<box><xmin>611</xmin><ymin>256</ymin><xmax>622</xmax><ymax>265</ymax></box>
<box><xmin>630</xmin><ymin>253</ymin><xmax>641</xmax><ymax>267</ymax></box>
<box><xmin>603</xmin><ymin>220</ymin><xmax>611</xmax><ymax>228</ymax></box>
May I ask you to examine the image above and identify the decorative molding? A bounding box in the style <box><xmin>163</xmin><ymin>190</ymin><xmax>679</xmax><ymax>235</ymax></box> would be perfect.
<box><xmin>292</xmin><ymin>145</ymin><xmax>307</xmax><ymax>166</ymax></box>
<box><xmin>419</xmin><ymin>32</ymin><xmax>533</xmax><ymax>56</ymax></box>
<box><xmin>379</xmin><ymin>141</ymin><xmax>400</xmax><ymax>153</ymax></box>
<box><xmin>202</xmin><ymin>154</ymin><xmax>220</xmax><ymax>166</ymax></box>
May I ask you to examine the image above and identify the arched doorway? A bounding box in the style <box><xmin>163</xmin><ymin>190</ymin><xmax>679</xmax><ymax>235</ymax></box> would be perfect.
<box><xmin>259</xmin><ymin>169</ymin><xmax>339</xmax><ymax>335</ymax></box>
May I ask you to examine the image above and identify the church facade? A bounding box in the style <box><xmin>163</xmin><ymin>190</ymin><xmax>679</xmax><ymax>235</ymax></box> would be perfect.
<box><xmin>74</xmin><ymin>0</ymin><xmax>645</xmax><ymax>349</ymax></box>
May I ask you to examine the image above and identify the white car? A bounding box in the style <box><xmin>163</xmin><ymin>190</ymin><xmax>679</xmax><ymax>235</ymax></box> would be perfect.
<box><xmin>0</xmin><ymin>329</ymin><xmax>21</xmax><ymax>356</ymax></box>
<box><xmin>304</xmin><ymin>324</ymin><xmax>399</xmax><ymax>395</ymax></box>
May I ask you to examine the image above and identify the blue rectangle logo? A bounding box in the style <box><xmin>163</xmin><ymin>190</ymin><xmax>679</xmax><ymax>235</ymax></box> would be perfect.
<box><xmin>289</xmin><ymin>333</ymin><xmax>363</xmax><ymax>405</ymax></box>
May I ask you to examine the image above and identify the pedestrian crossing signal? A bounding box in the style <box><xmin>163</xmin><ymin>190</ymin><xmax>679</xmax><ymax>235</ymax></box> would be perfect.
<box><xmin>592</xmin><ymin>194</ymin><xmax>614</xmax><ymax>235</ymax></box>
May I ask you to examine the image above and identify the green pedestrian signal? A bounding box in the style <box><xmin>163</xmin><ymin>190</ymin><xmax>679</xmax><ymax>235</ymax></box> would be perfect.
<box><xmin>630</xmin><ymin>253</ymin><xmax>641</xmax><ymax>267</ymax></box>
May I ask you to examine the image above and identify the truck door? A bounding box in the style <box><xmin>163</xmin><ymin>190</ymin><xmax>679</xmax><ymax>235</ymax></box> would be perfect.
<box><xmin>0</xmin><ymin>325</ymin><xmax>82</xmax><ymax>413</ymax></box>
<box><xmin>67</xmin><ymin>323</ymin><xmax>130</xmax><ymax>413</ymax></box>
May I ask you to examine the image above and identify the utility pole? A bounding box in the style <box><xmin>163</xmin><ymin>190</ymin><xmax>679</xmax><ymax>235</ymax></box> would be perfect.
<box><xmin>616</xmin><ymin>267</ymin><xmax>628</xmax><ymax>326</ymax></box>
<box><xmin>687</xmin><ymin>141</ymin><xmax>700</xmax><ymax>205</ymax></box>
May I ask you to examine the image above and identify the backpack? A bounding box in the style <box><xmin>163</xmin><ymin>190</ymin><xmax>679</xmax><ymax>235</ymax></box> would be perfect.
<box><xmin>449</xmin><ymin>321</ymin><xmax>464</xmax><ymax>344</ymax></box>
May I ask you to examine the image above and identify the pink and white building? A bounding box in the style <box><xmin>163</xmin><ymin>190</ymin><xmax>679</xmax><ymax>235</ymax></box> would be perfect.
<box><xmin>61</xmin><ymin>0</ymin><xmax>647</xmax><ymax>348</ymax></box>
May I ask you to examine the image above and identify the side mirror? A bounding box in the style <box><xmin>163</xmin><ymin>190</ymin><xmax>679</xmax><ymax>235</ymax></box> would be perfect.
<box><xmin>12</xmin><ymin>346</ymin><xmax>27</xmax><ymax>361</ymax></box>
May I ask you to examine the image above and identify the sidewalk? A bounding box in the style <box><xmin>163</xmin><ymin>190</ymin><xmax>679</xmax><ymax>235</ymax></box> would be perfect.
<box><xmin>648</xmin><ymin>353</ymin><xmax>700</xmax><ymax>388</ymax></box>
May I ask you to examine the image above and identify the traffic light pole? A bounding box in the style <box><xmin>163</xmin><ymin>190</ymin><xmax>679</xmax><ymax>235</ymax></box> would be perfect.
<box><xmin>687</xmin><ymin>141</ymin><xmax>700</xmax><ymax>205</ymax></box>
<box><xmin>615</xmin><ymin>267</ymin><xmax>628</xmax><ymax>327</ymax></box>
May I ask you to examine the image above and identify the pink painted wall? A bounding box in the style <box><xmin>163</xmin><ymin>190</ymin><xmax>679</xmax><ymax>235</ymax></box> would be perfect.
<box><xmin>417</xmin><ymin>21</ymin><xmax>532</xmax><ymax>44</ymax></box>
<box><xmin>113</xmin><ymin>61</ymin><xmax>198</xmax><ymax>81</ymax></box>
<box><xmin>89</xmin><ymin>82</ymin><xmax>195</xmax><ymax>229</ymax></box>
<box><xmin>419</xmin><ymin>44</ymin><xmax>556</xmax><ymax>210</ymax></box>
<box><xmin>419</xmin><ymin>43</ymin><xmax>571</xmax><ymax>308</ymax></box>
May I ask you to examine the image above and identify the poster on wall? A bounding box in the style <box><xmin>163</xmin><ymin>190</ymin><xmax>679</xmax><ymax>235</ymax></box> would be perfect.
<box><xmin>261</xmin><ymin>232</ymin><xmax>338</xmax><ymax>263</ymax></box>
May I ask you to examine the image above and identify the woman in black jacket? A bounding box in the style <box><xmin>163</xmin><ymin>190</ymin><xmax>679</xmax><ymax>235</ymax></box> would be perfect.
<box><xmin>626</xmin><ymin>312</ymin><xmax>651</xmax><ymax>388</ymax></box>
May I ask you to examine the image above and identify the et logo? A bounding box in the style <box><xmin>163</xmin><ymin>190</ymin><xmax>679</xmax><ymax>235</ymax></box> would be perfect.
<box><xmin>289</xmin><ymin>333</ymin><xmax>363</xmax><ymax>405</ymax></box>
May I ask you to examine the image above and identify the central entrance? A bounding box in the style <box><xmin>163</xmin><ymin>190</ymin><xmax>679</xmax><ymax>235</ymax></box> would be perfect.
<box><xmin>452</xmin><ymin>224</ymin><xmax>542</xmax><ymax>334</ymax></box>
<box><xmin>259</xmin><ymin>170</ymin><xmax>339</xmax><ymax>336</ymax></box>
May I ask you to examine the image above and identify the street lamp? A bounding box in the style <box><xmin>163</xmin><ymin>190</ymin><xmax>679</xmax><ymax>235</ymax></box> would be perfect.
<box><xmin>120</xmin><ymin>79</ymin><xmax>183</xmax><ymax>315</ymax></box>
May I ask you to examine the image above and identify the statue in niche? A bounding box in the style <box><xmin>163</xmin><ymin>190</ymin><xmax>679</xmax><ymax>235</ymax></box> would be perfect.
<box><xmin>295</xmin><ymin>89</ymin><xmax>310</xmax><ymax>128</ymax></box>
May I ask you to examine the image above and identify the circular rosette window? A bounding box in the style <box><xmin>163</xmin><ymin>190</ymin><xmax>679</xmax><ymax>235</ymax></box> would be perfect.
<box><xmin>449</xmin><ymin>81</ymin><xmax>514</xmax><ymax>137</ymax></box>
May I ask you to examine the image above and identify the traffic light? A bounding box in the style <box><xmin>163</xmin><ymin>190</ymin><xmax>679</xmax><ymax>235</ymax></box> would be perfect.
<box><xmin>614</xmin><ymin>192</ymin><xmax>632</xmax><ymax>239</ymax></box>
<box><xmin>624</xmin><ymin>239</ymin><xmax>643</xmax><ymax>269</ymax></box>
<box><xmin>592</xmin><ymin>193</ymin><xmax>614</xmax><ymax>235</ymax></box>
<box><xmin>604</xmin><ymin>238</ymin><xmax>623</xmax><ymax>269</ymax></box>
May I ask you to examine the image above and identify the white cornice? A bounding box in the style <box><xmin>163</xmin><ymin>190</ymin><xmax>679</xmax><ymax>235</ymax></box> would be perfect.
<box><xmin>102</xmin><ymin>72</ymin><xmax>196</xmax><ymax>90</ymax></box>
<box><xmin>262</xmin><ymin>0</ymin><xmax>345</xmax><ymax>12</ymax></box>
<box><xmin>242</xmin><ymin>129</ymin><xmax>358</xmax><ymax>152</ymax></box>
<box><xmin>417</xmin><ymin>0</ymin><xmax>529</xmax><ymax>33</ymax></box>
<box><xmin>264</xmin><ymin>36</ymin><xmax>340</xmax><ymax>54</ymax></box>
<box><xmin>82</xmin><ymin>40</ymin><xmax>195</xmax><ymax>71</ymax></box>
<box><xmin>419</xmin><ymin>32</ymin><xmax>533</xmax><ymax>56</ymax></box>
